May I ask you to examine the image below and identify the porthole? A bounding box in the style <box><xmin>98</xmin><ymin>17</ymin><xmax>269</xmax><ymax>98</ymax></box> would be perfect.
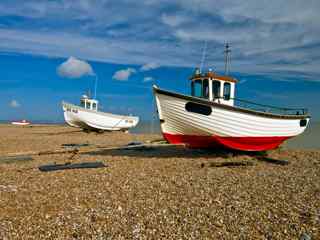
<box><xmin>300</xmin><ymin>119</ymin><xmax>307</xmax><ymax>127</ymax></box>
<box><xmin>185</xmin><ymin>102</ymin><xmax>212</xmax><ymax>116</ymax></box>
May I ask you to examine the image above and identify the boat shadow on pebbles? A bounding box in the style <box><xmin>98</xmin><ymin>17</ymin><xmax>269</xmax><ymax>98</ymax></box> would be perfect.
<box><xmin>85</xmin><ymin>144</ymin><xmax>198</xmax><ymax>159</ymax></box>
<box><xmin>84</xmin><ymin>143</ymin><xmax>288</xmax><ymax>165</ymax></box>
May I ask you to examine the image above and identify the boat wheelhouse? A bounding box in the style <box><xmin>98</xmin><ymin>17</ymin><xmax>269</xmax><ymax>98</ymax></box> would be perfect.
<box><xmin>190</xmin><ymin>68</ymin><xmax>237</xmax><ymax>106</ymax></box>
<box><xmin>80</xmin><ymin>95</ymin><xmax>99</xmax><ymax>111</ymax></box>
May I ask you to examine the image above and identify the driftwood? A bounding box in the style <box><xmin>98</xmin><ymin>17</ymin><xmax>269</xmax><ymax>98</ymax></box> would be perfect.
<box><xmin>0</xmin><ymin>155</ymin><xmax>33</xmax><ymax>164</ymax></box>
<box><xmin>255</xmin><ymin>156</ymin><xmax>289</xmax><ymax>165</ymax></box>
<box><xmin>61</xmin><ymin>143</ymin><xmax>91</xmax><ymax>148</ymax></box>
<box><xmin>126</xmin><ymin>141</ymin><xmax>144</xmax><ymax>146</ymax></box>
<box><xmin>149</xmin><ymin>139</ymin><xmax>168</xmax><ymax>144</ymax></box>
<box><xmin>5</xmin><ymin>149</ymin><xmax>80</xmax><ymax>157</ymax></box>
<box><xmin>39</xmin><ymin>162</ymin><xmax>107</xmax><ymax>172</ymax></box>
<box><xmin>38</xmin><ymin>149</ymin><xmax>79</xmax><ymax>156</ymax></box>
<box><xmin>121</xmin><ymin>143</ymin><xmax>186</xmax><ymax>151</ymax></box>
<box><xmin>206</xmin><ymin>160</ymin><xmax>254</xmax><ymax>168</ymax></box>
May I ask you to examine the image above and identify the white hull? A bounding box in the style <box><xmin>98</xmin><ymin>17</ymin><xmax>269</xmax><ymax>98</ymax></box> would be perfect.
<box><xmin>62</xmin><ymin>102</ymin><xmax>139</xmax><ymax>131</ymax></box>
<box><xmin>11</xmin><ymin>122</ymin><xmax>30</xmax><ymax>126</ymax></box>
<box><xmin>154</xmin><ymin>87</ymin><xmax>310</xmax><ymax>151</ymax></box>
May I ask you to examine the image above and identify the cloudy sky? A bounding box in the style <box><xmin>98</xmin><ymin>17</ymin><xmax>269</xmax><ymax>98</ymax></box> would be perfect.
<box><xmin>0</xmin><ymin>0</ymin><xmax>319</xmax><ymax>121</ymax></box>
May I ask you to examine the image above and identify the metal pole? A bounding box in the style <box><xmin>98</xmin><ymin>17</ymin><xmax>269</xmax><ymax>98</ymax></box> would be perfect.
<box><xmin>224</xmin><ymin>43</ymin><xmax>231</xmax><ymax>75</ymax></box>
<box><xmin>94</xmin><ymin>75</ymin><xmax>98</xmax><ymax>99</ymax></box>
<box><xmin>200</xmin><ymin>41</ymin><xmax>208</xmax><ymax>73</ymax></box>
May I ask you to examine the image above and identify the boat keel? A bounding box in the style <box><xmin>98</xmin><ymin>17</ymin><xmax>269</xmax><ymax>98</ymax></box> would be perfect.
<box><xmin>163</xmin><ymin>133</ymin><xmax>291</xmax><ymax>151</ymax></box>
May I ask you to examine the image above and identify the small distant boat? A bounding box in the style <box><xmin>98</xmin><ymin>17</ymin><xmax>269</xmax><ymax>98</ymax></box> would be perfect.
<box><xmin>153</xmin><ymin>45</ymin><xmax>310</xmax><ymax>151</ymax></box>
<box><xmin>62</xmin><ymin>95</ymin><xmax>139</xmax><ymax>132</ymax></box>
<box><xmin>11</xmin><ymin>119</ymin><xmax>31</xmax><ymax>126</ymax></box>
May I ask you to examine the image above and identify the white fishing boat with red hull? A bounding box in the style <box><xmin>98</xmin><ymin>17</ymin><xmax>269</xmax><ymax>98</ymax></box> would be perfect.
<box><xmin>153</xmin><ymin>63</ymin><xmax>310</xmax><ymax>151</ymax></box>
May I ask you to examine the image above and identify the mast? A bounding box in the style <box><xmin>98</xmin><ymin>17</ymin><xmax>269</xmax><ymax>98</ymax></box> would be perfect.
<box><xmin>87</xmin><ymin>89</ymin><xmax>91</xmax><ymax>98</ymax></box>
<box><xmin>94</xmin><ymin>75</ymin><xmax>98</xmax><ymax>99</ymax></box>
<box><xmin>224</xmin><ymin>43</ymin><xmax>231</xmax><ymax>75</ymax></box>
<box><xmin>200</xmin><ymin>41</ymin><xmax>208</xmax><ymax>73</ymax></box>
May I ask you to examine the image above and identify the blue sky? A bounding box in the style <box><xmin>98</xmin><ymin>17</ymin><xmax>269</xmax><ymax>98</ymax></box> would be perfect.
<box><xmin>0</xmin><ymin>0</ymin><xmax>319</xmax><ymax>122</ymax></box>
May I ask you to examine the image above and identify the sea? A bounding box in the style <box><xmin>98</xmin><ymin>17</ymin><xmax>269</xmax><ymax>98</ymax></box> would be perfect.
<box><xmin>285</xmin><ymin>121</ymin><xmax>320</xmax><ymax>150</ymax></box>
<box><xmin>1</xmin><ymin>120</ymin><xmax>319</xmax><ymax>150</ymax></box>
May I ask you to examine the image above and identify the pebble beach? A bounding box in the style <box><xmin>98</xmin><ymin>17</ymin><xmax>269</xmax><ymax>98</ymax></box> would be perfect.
<box><xmin>0</xmin><ymin>124</ymin><xmax>319</xmax><ymax>239</ymax></box>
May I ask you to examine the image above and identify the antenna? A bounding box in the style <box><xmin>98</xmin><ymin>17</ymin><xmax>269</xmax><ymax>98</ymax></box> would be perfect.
<box><xmin>87</xmin><ymin>89</ymin><xmax>91</xmax><ymax>98</ymax></box>
<box><xmin>200</xmin><ymin>41</ymin><xmax>208</xmax><ymax>73</ymax></box>
<box><xmin>224</xmin><ymin>42</ymin><xmax>231</xmax><ymax>75</ymax></box>
<box><xmin>94</xmin><ymin>75</ymin><xmax>98</xmax><ymax>99</ymax></box>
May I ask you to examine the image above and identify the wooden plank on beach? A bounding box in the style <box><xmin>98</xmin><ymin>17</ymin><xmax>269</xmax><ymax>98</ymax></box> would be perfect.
<box><xmin>39</xmin><ymin>162</ymin><xmax>107</xmax><ymax>172</ymax></box>
<box><xmin>119</xmin><ymin>143</ymin><xmax>186</xmax><ymax>151</ymax></box>
<box><xmin>256</xmin><ymin>156</ymin><xmax>289</xmax><ymax>165</ymax></box>
<box><xmin>38</xmin><ymin>149</ymin><xmax>79</xmax><ymax>156</ymax></box>
<box><xmin>5</xmin><ymin>149</ymin><xmax>80</xmax><ymax>157</ymax></box>
<box><xmin>61</xmin><ymin>143</ymin><xmax>91</xmax><ymax>148</ymax></box>
<box><xmin>206</xmin><ymin>161</ymin><xmax>254</xmax><ymax>168</ymax></box>
<box><xmin>0</xmin><ymin>155</ymin><xmax>33</xmax><ymax>164</ymax></box>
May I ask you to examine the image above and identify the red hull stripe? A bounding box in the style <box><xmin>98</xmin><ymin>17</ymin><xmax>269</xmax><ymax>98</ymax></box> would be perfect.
<box><xmin>163</xmin><ymin>133</ymin><xmax>291</xmax><ymax>151</ymax></box>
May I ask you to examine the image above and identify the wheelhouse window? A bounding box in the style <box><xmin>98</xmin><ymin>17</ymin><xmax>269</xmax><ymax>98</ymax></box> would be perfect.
<box><xmin>86</xmin><ymin>103</ymin><xmax>91</xmax><ymax>109</ymax></box>
<box><xmin>92</xmin><ymin>103</ymin><xmax>97</xmax><ymax>110</ymax></box>
<box><xmin>80</xmin><ymin>100</ymin><xmax>85</xmax><ymax>108</ymax></box>
<box><xmin>223</xmin><ymin>82</ymin><xmax>231</xmax><ymax>100</ymax></box>
<box><xmin>191</xmin><ymin>80</ymin><xmax>203</xmax><ymax>98</ymax></box>
<box><xmin>202</xmin><ymin>79</ymin><xmax>209</xmax><ymax>99</ymax></box>
<box><xmin>191</xmin><ymin>79</ymin><xmax>209</xmax><ymax>99</ymax></box>
<box><xmin>212</xmin><ymin>81</ymin><xmax>221</xmax><ymax>99</ymax></box>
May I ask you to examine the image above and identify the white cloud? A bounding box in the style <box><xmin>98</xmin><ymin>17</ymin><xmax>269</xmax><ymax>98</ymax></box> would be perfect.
<box><xmin>112</xmin><ymin>68</ymin><xmax>136</xmax><ymax>81</ymax></box>
<box><xmin>140</xmin><ymin>62</ymin><xmax>160</xmax><ymax>72</ymax></box>
<box><xmin>143</xmin><ymin>76</ymin><xmax>154</xmax><ymax>82</ymax></box>
<box><xmin>9</xmin><ymin>100</ymin><xmax>20</xmax><ymax>108</ymax></box>
<box><xmin>174</xmin><ymin>0</ymin><xmax>320</xmax><ymax>25</ymax></box>
<box><xmin>57</xmin><ymin>56</ymin><xmax>94</xmax><ymax>79</ymax></box>
<box><xmin>0</xmin><ymin>1</ymin><xmax>319</xmax><ymax>80</ymax></box>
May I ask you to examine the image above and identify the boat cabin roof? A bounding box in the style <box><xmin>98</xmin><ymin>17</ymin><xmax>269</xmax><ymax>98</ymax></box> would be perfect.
<box><xmin>190</xmin><ymin>71</ymin><xmax>238</xmax><ymax>83</ymax></box>
<box><xmin>80</xmin><ymin>95</ymin><xmax>98</xmax><ymax>104</ymax></box>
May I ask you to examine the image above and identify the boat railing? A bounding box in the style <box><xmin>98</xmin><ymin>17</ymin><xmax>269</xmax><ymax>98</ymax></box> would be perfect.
<box><xmin>229</xmin><ymin>97</ymin><xmax>308</xmax><ymax>116</ymax></box>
